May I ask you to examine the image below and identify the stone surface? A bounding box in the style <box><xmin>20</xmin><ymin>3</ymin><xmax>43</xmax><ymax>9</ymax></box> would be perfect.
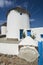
<box><xmin>0</xmin><ymin>53</ymin><xmax>38</xmax><ymax>65</ymax></box>
<box><xmin>18</xmin><ymin>46</ymin><xmax>39</xmax><ymax>62</ymax></box>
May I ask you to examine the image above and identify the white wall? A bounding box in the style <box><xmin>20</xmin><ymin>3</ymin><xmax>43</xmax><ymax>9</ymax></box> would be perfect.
<box><xmin>31</xmin><ymin>28</ymin><xmax>43</xmax><ymax>41</ymax></box>
<box><xmin>1</xmin><ymin>26</ymin><xmax>7</xmax><ymax>35</ymax></box>
<box><xmin>6</xmin><ymin>10</ymin><xmax>30</xmax><ymax>39</ymax></box>
<box><xmin>23</xmin><ymin>28</ymin><xmax>43</xmax><ymax>41</ymax></box>
<box><xmin>0</xmin><ymin>43</ymin><xmax>18</xmax><ymax>55</ymax></box>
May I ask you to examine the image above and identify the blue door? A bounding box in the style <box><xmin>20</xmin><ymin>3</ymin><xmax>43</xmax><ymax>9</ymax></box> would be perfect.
<box><xmin>27</xmin><ymin>30</ymin><xmax>31</xmax><ymax>36</ymax></box>
<box><xmin>20</xmin><ymin>29</ymin><xmax>23</xmax><ymax>39</ymax></box>
<box><xmin>38</xmin><ymin>41</ymin><xmax>43</xmax><ymax>65</ymax></box>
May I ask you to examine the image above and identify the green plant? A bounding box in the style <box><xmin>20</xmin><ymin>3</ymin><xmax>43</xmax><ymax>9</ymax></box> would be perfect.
<box><xmin>30</xmin><ymin>34</ymin><xmax>35</xmax><ymax>39</ymax></box>
<box><xmin>22</xmin><ymin>32</ymin><xmax>26</xmax><ymax>38</ymax></box>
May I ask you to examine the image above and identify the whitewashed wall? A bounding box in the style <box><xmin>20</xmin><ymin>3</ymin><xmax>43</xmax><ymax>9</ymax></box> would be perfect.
<box><xmin>1</xmin><ymin>26</ymin><xmax>7</xmax><ymax>35</ymax></box>
<box><xmin>6</xmin><ymin>10</ymin><xmax>30</xmax><ymax>39</ymax></box>
<box><xmin>0</xmin><ymin>43</ymin><xmax>18</xmax><ymax>55</ymax></box>
<box><xmin>31</xmin><ymin>28</ymin><xmax>43</xmax><ymax>41</ymax></box>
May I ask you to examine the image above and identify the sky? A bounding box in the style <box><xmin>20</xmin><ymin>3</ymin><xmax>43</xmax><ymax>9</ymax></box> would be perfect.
<box><xmin>0</xmin><ymin>0</ymin><xmax>43</xmax><ymax>28</ymax></box>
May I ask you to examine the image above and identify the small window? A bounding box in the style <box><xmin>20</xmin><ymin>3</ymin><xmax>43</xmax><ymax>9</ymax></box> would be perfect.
<box><xmin>27</xmin><ymin>30</ymin><xmax>31</xmax><ymax>36</ymax></box>
<box><xmin>41</xmin><ymin>34</ymin><xmax>43</xmax><ymax>38</ymax></box>
<box><xmin>20</xmin><ymin>12</ymin><xmax>22</xmax><ymax>15</ymax></box>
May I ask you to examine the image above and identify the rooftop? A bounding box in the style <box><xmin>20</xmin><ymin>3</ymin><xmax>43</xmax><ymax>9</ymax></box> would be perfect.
<box><xmin>6</xmin><ymin>7</ymin><xmax>31</xmax><ymax>17</ymax></box>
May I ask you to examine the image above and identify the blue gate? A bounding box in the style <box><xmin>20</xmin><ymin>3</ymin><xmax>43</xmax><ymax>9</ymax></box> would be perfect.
<box><xmin>38</xmin><ymin>41</ymin><xmax>43</xmax><ymax>65</ymax></box>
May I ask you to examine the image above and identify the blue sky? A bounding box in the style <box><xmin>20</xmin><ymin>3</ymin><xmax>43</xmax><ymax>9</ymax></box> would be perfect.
<box><xmin>0</xmin><ymin>0</ymin><xmax>43</xmax><ymax>28</ymax></box>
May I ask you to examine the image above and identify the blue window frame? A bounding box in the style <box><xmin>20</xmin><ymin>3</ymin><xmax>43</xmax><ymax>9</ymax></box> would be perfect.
<box><xmin>27</xmin><ymin>30</ymin><xmax>31</xmax><ymax>36</ymax></box>
<box><xmin>41</xmin><ymin>34</ymin><xmax>43</xmax><ymax>38</ymax></box>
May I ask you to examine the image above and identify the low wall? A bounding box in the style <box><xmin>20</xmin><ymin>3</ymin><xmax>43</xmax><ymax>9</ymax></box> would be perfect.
<box><xmin>0</xmin><ymin>43</ymin><xmax>19</xmax><ymax>55</ymax></box>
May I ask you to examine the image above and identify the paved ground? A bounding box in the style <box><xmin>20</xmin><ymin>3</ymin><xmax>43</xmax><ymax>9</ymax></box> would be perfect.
<box><xmin>0</xmin><ymin>53</ymin><xmax>38</xmax><ymax>65</ymax></box>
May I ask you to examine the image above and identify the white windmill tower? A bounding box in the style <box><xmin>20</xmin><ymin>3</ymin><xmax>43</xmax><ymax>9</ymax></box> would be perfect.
<box><xmin>6</xmin><ymin>6</ymin><xmax>30</xmax><ymax>40</ymax></box>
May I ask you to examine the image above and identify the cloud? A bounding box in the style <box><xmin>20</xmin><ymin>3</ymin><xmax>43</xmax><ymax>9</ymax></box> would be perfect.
<box><xmin>30</xmin><ymin>19</ymin><xmax>35</xmax><ymax>22</ymax></box>
<box><xmin>0</xmin><ymin>0</ymin><xmax>4</xmax><ymax>7</ymax></box>
<box><xmin>0</xmin><ymin>0</ymin><xmax>13</xmax><ymax>7</ymax></box>
<box><xmin>5</xmin><ymin>0</ymin><xmax>12</xmax><ymax>6</ymax></box>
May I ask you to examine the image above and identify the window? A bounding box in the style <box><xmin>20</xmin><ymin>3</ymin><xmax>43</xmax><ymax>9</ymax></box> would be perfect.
<box><xmin>27</xmin><ymin>30</ymin><xmax>31</xmax><ymax>36</ymax></box>
<box><xmin>41</xmin><ymin>34</ymin><xmax>43</xmax><ymax>38</ymax></box>
<box><xmin>20</xmin><ymin>12</ymin><xmax>22</xmax><ymax>15</ymax></box>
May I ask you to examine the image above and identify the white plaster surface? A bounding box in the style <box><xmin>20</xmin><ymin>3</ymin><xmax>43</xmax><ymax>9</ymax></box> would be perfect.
<box><xmin>7</xmin><ymin>10</ymin><xmax>30</xmax><ymax>39</ymax></box>
<box><xmin>0</xmin><ymin>43</ymin><xmax>18</xmax><ymax>55</ymax></box>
